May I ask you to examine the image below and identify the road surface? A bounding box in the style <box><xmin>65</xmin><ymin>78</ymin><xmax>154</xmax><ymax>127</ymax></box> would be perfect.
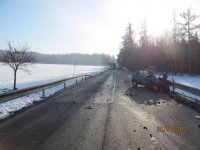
<box><xmin>0</xmin><ymin>70</ymin><xmax>200</xmax><ymax>150</ymax></box>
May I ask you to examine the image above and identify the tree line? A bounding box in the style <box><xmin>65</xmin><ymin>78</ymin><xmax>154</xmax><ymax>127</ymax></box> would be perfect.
<box><xmin>118</xmin><ymin>8</ymin><xmax>200</xmax><ymax>74</ymax></box>
<box><xmin>33</xmin><ymin>52</ymin><xmax>113</xmax><ymax>66</ymax></box>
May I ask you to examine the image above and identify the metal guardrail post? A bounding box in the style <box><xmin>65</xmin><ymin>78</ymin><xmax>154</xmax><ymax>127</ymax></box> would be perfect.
<box><xmin>64</xmin><ymin>83</ymin><xmax>66</xmax><ymax>89</ymax></box>
<box><xmin>76</xmin><ymin>79</ymin><xmax>78</xmax><ymax>84</ymax></box>
<box><xmin>42</xmin><ymin>89</ymin><xmax>45</xmax><ymax>98</ymax></box>
<box><xmin>172</xmin><ymin>80</ymin><xmax>175</xmax><ymax>92</ymax></box>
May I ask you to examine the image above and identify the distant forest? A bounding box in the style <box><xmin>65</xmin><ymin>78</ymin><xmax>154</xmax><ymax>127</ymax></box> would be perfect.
<box><xmin>118</xmin><ymin>9</ymin><xmax>200</xmax><ymax>74</ymax></box>
<box><xmin>33</xmin><ymin>52</ymin><xmax>112</xmax><ymax>66</ymax></box>
<box><xmin>0</xmin><ymin>50</ymin><xmax>112</xmax><ymax>66</ymax></box>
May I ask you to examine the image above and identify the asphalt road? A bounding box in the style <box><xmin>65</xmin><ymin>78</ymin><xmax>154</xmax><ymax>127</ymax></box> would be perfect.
<box><xmin>0</xmin><ymin>70</ymin><xmax>200</xmax><ymax>150</ymax></box>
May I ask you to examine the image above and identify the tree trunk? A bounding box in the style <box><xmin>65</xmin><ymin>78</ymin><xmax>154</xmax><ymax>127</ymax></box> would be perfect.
<box><xmin>13</xmin><ymin>70</ymin><xmax>17</xmax><ymax>90</ymax></box>
<box><xmin>174</xmin><ymin>55</ymin><xmax>177</xmax><ymax>74</ymax></box>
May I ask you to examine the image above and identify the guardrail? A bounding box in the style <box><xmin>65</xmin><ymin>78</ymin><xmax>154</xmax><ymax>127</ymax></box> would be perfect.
<box><xmin>0</xmin><ymin>75</ymin><xmax>92</xmax><ymax>103</ymax></box>
<box><xmin>171</xmin><ymin>82</ymin><xmax>200</xmax><ymax>97</ymax></box>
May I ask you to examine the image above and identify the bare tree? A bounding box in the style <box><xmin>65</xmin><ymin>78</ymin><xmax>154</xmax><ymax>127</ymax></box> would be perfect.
<box><xmin>178</xmin><ymin>8</ymin><xmax>200</xmax><ymax>73</ymax></box>
<box><xmin>0</xmin><ymin>42</ymin><xmax>35</xmax><ymax>90</ymax></box>
<box><xmin>172</xmin><ymin>10</ymin><xmax>180</xmax><ymax>43</ymax></box>
<box><xmin>140</xmin><ymin>18</ymin><xmax>148</xmax><ymax>47</ymax></box>
<box><xmin>178</xmin><ymin>8</ymin><xmax>200</xmax><ymax>42</ymax></box>
<box><xmin>172</xmin><ymin>10</ymin><xmax>179</xmax><ymax>73</ymax></box>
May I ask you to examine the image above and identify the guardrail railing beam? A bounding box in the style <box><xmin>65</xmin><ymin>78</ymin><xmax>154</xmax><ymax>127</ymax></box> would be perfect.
<box><xmin>171</xmin><ymin>81</ymin><xmax>200</xmax><ymax>97</ymax></box>
<box><xmin>0</xmin><ymin>75</ymin><xmax>92</xmax><ymax>103</ymax></box>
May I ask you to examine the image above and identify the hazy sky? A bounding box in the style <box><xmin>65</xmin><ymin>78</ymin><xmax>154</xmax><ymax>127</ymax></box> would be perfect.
<box><xmin>0</xmin><ymin>0</ymin><xmax>199</xmax><ymax>56</ymax></box>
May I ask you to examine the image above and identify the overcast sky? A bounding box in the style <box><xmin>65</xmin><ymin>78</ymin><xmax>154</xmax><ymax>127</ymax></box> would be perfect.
<box><xmin>0</xmin><ymin>0</ymin><xmax>199</xmax><ymax>56</ymax></box>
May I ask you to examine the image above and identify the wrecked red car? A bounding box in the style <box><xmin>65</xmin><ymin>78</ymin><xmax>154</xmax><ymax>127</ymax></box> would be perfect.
<box><xmin>131</xmin><ymin>68</ymin><xmax>171</xmax><ymax>93</ymax></box>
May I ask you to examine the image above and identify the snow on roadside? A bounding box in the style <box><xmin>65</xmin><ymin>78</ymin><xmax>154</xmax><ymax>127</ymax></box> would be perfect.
<box><xmin>0</xmin><ymin>78</ymin><xmax>83</xmax><ymax>120</ymax></box>
<box><xmin>0</xmin><ymin>68</ymin><xmax>109</xmax><ymax>120</ymax></box>
<box><xmin>0</xmin><ymin>92</ymin><xmax>42</xmax><ymax>120</ymax></box>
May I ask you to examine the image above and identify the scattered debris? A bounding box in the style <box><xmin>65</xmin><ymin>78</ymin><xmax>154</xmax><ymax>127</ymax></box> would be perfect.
<box><xmin>138</xmin><ymin>147</ymin><xmax>141</xmax><ymax>150</ymax></box>
<box><xmin>163</xmin><ymin>101</ymin><xmax>166</xmax><ymax>104</ymax></box>
<box><xmin>85</xmin><ymin>106</ymin><xmax>93</xmax><ymax>109</ymax></box>
<box><xmin>143</xmin><ymin>126</ymin><xmax>148</xmax><ymax>130</ymax></box>
<box><xmin>149</xmin><ymin>134</ymin><xmax>152</xmax><ymax>138</ymax></box>
<box><xmin>129</xmin><ymin>93</ymin><xmax>133</xmax><ymax>97</ymax></box>
<box><xmin>195</xmin><ymin>115</ymin><xmax>200</xmax><ymax>119</ymax></box>
<box><xmin>156</xmin><ymin>101</ymin><xmax>160</xmax><ymax>105</ymax></box>
<box><xmin>133</xmin><ymin>130</ymin><xmax>136</xmax><ymax>132</ymax></box>
<box><xmin>87</xmin><ymin>118</ymin><xmax>90</xmax><ymax>121</ymax></box>
<box><xmin>150</xmin><ymin>136</ymin><xmax>156</xmax><ymax>141</ymax></box>
<box><xmin>198</xmin><ymin>125</ymin><xmax>200</xmax><ymax>128</ymax></box>
<box><xmin>149</xmin><ymin>100</ymin><xmax>153</xmax><ymax>103</ymax></box>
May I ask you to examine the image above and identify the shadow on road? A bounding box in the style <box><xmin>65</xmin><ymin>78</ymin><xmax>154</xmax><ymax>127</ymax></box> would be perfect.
<box><xmin>124</xmin><ymin>86</ymin><xmax>172</xmax><ymax>106</ymax></box>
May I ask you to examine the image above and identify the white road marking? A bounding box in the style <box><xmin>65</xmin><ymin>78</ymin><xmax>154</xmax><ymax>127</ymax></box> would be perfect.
<box><xmin>111</xmin><ymin>71</ymin><xmax>116</xmax><ymax>103</ymax></box>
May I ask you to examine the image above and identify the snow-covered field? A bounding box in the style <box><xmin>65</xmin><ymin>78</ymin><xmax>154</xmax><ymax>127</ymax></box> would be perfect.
<box><xmin>0</xmin><ymin>63</ymin><xmax>107</xmax><ymax>92</ymax></box>
<box><xmin>0</xmin><ymin>63</ymin><xmax>108</xmax><ymax>120</ymax></box>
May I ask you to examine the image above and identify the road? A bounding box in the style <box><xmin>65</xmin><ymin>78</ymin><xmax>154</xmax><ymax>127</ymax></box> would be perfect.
<box><xmin>0</xmin><ymin>70</ymin><xmax>200</xmax><ymax>150</ymax></box>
